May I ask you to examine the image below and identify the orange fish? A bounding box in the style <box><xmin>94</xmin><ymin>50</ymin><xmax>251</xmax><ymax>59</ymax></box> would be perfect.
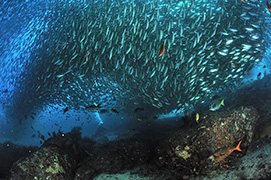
<box><xmin>215</xmin><ymin>154</ymin><xmax>228</xmax><ymax>163</ymax></box>
<box><xmin>214</xmin><ymin>140</ymin><xmax>242</xmax><ymax>157</ymax></box>
<box><xmin>158</xmin><ymin>41</ymin><xmax>165</xmax><ymax>57</ymax></box>
<box><xmin>231</xmin><ymin>62</ymin><xmax>237</xmax><ymax>67</ymax></box>
<box><xmin>267</xmin><ymin>0</ymin><xmax>271</xmax><ymax>14</ymax></box>
<box><xmin>241</xmin><ymin>0</ymin><xmax>247</xmax><ymax>4</ymax></box>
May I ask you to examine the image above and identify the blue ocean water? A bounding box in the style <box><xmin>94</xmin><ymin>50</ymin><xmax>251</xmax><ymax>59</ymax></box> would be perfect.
<box><xmin>0</xmin><ymin>1</ymin><xmax>271</xmax><ymax>174</ymax></box>
<box><xmin>1</xmin><ymin>0</ymin><xmax>271</xmax><ymax>179</ymax></box>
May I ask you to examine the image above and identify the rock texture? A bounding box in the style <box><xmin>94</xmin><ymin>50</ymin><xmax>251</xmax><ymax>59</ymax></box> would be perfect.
<box><xmin>156</xmin><ymin>106</ymin><xmax>259</xmax><ymax>178</ymax></box>
<box><xmin>9</xmin><ymin>130</ymin><xmax>85</xmax><ymax>180</ymax></box>
<box><xmin>75</xmin><ymin>136</ymin><xmax>155</xmax><ymax>180</ymax></box>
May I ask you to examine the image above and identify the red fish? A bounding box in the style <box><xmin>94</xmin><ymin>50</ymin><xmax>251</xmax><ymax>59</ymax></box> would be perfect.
<box><xmin>158</xmin><ymin>41</ymin><xmax>165</xmax><ymax>57</ymax></box>
<box><xmin>267</xmin><ymin>0</ymin><xmax>271</xmax><ymax>14</ymax></box>
<box><xmin>214</xmin><ymin>140</ymin><xmax>242</xmax><ymax>157</ymax></box>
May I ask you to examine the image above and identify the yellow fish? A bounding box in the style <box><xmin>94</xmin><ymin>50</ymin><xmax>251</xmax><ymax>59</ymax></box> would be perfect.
<box><xmin>196</xmin><ymin>113</ymin><xmax>199</xmax><ymax>123</ymax></box>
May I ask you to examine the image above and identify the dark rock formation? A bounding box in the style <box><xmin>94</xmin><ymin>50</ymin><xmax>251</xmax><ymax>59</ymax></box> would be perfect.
<box><xmin>0</xmin><ymin>142</ymin><xmax>38</xmax><ymax>179</ymax></box>
<box><xmin>7</xmin><ymin>106</ymin><xmax>266</xmax><ymax>180</ymax></box>
<box><xmin>9</xmin><ymin>129</ymin><xmax>86</xmax><ymax>180</ymax></box>
<box><xmin>75</xmin><ymin>135</ymin><xmax>156</xmax><ymax>179</ymax></box>
<box><xmin>8</xmin><ymin>128</ymin><xmax>157</xmax><ymax>180</ymax></box>
<box><xmin>155</xmin><ymin>106</ymin><xmax>259</xmax><ymax>178</ymax></box>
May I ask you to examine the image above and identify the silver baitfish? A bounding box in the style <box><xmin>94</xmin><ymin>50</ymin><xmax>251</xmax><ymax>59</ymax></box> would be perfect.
<box><xmin>10</xmin><ymin>0</ymin><xmax>269</xmax><ymax>115</ymax></box>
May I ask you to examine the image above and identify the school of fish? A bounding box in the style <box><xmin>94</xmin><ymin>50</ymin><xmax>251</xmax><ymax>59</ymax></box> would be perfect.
<box><xmin>2</xmin><ymin>0</ymin><xmax>271</xmax><ymax>117</ymax></box>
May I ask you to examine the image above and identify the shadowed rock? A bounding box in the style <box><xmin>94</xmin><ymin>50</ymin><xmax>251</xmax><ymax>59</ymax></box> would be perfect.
<box><xmin>155</xmin><ymin>106</ymin><xmax>259</xmax><ymax>178</ymax></box>
<box><xmin>9</xmin><ymin>129</ymin><xmax>86</xmax><ymax>180</ymax></box>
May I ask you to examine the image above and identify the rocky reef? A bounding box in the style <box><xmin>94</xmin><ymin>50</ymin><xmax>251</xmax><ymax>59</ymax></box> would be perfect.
<box><xmin>156</xmin><ymin>106</ymin><xmax>259</xmax><ymax>179</ymax></box>
<box><xmin>5</xmin><ymin>105</ymin><xmax>271</xmax><ymax>180</ymax></box>
<box><xmin>0</xmin><ymin>142</ymin><xmax>38</xmax><ymax>179</ymax></box>
<box><xmin>74</xmin><ymin>136</ymin><xmax>156</xmax><ymax>180</ymax></box>
<box><xmin>9</xmin><ymin>129</ymin><xmax>86</xmax><ymax>180</ymax></box>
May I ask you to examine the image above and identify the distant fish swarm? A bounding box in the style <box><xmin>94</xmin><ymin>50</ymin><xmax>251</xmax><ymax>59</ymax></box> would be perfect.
<box><xmin>22</xmin><ymin>0</ymin><xmax>269</xmax><ymax>114</ymax></box>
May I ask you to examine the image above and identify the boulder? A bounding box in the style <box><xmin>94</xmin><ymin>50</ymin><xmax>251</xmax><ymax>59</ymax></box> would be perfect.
<box><xmin>9</xmin><ymin>130</ymin><xmax>85</xmax><ymax>180</ymax></box>
<box><xmin>156</xmin><ymin>106</ymin><xmax>259</xmax><ymax>178</ymax></box>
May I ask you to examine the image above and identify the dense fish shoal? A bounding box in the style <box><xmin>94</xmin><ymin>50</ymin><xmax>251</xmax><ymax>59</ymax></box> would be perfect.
<box><xmin>3</xmin><ymin>0</ymin><xmax>270</xmax><ymax>118</ymax></box>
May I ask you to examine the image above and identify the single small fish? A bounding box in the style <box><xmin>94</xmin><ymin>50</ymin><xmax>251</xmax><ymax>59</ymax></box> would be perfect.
<box><xmin>195</xmin><ymin>113</ymin><xmax>199</xmax><ymax>123</ymax></box>
<box><xmin>40</xmin><ymin>135</ymin><xmax>45</xmax><ymax>141</ymax></box>
<box><xmin>231</xmin><ymin>62</ymin><xmax>237</xmax><ymax>67</ymax></box>
<box><xmin>175</xmin><ymin>106</ymin><xmax>182</xmax><ymax>112</ymax></box>
<box><xmin>184</xmin><ymin>110</ymin><xmax>189</xmax><ymax>116</ymax></box>
<box><xmin>209</xmin><ymin>96</ymin><xmax>225</xmax><ymax>111</ymax></box>
<box><xmin>214</xmin><ymin>140</ymin><xmax>242</xmax><ymax>157</ymax></box>
<box><xmin>85</xmin><ymin>103</ymin><xmax>102</xmax><ymax>110</ymax></box>
<box><xmin>30</xmin><ymin>116</ymin><xmax>35</xmax><ymax>120</ymax></box>
<box><xmin>86</xmin><ymin>51</ymin><xmax>89</xmax><ymax>62</ymax></box>
<box><xmin>267</xmin><ymin>0</ymin><xmax>271</xmax><ymax>14</ymax></box>
<box><xmin>158</xmin><ymin>41</ymin><xmax>165</xmax><ymax>57</ymax></box>
<box><xmin>137</xmin><ymin>116</ymin><xmax>147</xmax><ymax>121</ymax></box>
<box><xmin>99</xmin><ymin>109</ymin><xmax>108</xmax><ymax>113</ymax></box>
<box><xmin>257</xmin><ymin>72</ymin><xmax>261</xmax><ymax>78</ymax></box>
<box><xmin>241</xmin><ymin>0</ymin><xmax>247</xmax><ymax>4</ymax></box>
<box><xmin>134</xmin><ymin>107</ymin><xmax>144</xmax><ymax>112</ymax></box>
<box><xmin>111</xmin><ymin>108</ymin><xmax>119</xmax><ymax>114</ymax></box>
<box><xmin>64</xmin><ymin>107</ymin><xmax>69</xmax><ymax>113</ymax></box>
<box><xmin>122</xmin><ymin>101</ymin><xmax>128</xmax><ymax>107</ymax></box>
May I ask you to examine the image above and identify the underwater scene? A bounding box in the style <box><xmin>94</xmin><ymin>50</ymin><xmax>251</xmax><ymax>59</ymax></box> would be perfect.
<box><xmin>1</xmin><ymin>0</ymin><xmax>271</xmax><ymax>179</ymax></box>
